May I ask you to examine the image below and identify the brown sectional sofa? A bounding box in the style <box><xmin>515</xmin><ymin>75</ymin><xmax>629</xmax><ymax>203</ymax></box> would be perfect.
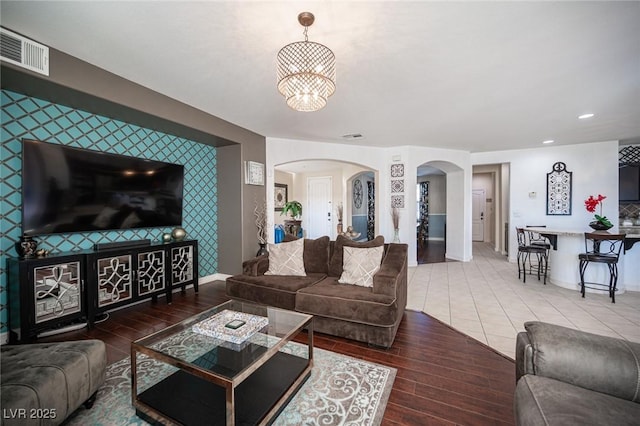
<box><xmin>226</xmin><ymin>235</ymin><xmax>408</xmax><ymax>348</ymax></box>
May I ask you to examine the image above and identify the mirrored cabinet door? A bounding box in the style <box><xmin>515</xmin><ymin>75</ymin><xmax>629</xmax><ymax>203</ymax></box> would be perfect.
<box><xmin>137</xmin><ymin>249</ymin><xmax>166</xmax><ymax>297</ymax></box>
<box><xmin>96</xmin><ymin>254</ymin><xmax>133</xmax><ymax>308</ymax></box>
<box><xmin>171</xmin><ymin>245</ymin><xmax>194</xmax><ymax>285</ymax></box>
<box><xmin>33</xmin><ymin>261</ymin><xmax>82</xmax><ymax>324</ymax></box>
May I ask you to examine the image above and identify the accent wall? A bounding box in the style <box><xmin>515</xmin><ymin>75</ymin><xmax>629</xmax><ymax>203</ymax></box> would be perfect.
<box><xmin>0</xmin><ymin>89</ymin><xmax>218</xmax><ymax>338</ymax></box>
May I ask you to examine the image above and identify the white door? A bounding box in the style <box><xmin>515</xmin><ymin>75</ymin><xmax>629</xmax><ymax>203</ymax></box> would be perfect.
<box><xmin>472</xmin><ymin>189</ymin><xmax>485</xmax><ymax>241</ymax></box>
<box><xmin>306</xmin><ymin>176</ymin><xmax>332</xmax><ymax>238</ymax></box>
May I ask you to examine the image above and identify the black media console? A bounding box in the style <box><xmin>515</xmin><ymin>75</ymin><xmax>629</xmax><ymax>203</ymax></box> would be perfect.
<box><xmin>6</xmin><ymin>239</ymin><xmax>198</xmax><ymax>343</ymax></box>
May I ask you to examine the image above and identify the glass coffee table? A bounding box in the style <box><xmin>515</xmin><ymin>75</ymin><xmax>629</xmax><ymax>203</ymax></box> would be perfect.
<box><xmin>131</xmin><ymin>300</ymin><xmax>313</xmax><ymax>425</ymax></box>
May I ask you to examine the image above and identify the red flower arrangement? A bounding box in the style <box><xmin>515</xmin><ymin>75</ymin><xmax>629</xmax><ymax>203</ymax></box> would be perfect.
<box><xmin>584</xmin><ymin>194</ymin><xmax>612</xmax><ymax>228</ymax></box>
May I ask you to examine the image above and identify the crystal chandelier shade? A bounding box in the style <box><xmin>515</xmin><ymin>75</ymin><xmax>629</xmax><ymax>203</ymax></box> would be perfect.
<box><xmin>277</xmin><ymin>13</ymin><xmax>336</xmax><ymax>112</ymax></box>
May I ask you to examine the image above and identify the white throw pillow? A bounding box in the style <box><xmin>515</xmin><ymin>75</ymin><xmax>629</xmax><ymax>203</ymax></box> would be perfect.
<box><xmin>338</xmin><ymin>245</ymin><xmax>384</xmax><ymax>287</ymax></box>
<box><xmin>264</xmin><ymin>237</ymin><xmax>306</xmax><ymax>276</ymax></box>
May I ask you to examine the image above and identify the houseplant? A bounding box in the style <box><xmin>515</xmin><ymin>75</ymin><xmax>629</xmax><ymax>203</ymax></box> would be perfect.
<box><xmin>281</xmin><ymin>200</ymin><xmax>302</xmax><ymax>219</ymax></box>
<box><xmin>281</xmin><ymin>200</ymin><xmax>303</xmax><ymax>236</ymax></box>
<box><xmin>584</xmin><ymin>194</ymin><xmax>613</xmax><ymax>230</ymax></box>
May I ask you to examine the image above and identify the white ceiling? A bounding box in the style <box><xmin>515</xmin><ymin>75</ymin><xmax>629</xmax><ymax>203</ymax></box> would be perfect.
<box><xmin>2</xmin><ymin>1</ymin><xmax>639</xmax><ymax>153</ymax></box>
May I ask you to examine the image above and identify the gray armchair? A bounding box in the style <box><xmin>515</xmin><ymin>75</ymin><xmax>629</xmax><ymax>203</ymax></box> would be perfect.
<box><xmin>514</xmin><ymin>321</ymin><xmax>640</xmax><ymax>425</ymax></box>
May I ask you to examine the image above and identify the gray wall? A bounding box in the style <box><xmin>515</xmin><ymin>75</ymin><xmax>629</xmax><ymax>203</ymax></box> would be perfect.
<box><xmin>1</xmin><ymin>45</ymin><xmax>266</xmax><ymax>275</ymax></box>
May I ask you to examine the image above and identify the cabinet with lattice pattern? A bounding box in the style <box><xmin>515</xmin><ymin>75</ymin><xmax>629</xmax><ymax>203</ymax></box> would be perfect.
<box><xmin>86</xmin><ymin>240</ymin><xmax>198</xmax><ymax>324</ymax></box>
<box><xmin>7</xmin><ymin>252</ymin><xmax>87</xmax><ymax>343</ymax></box>
<box><xmin>167</xmin><ymin>240</ymin><xmax>199</xmax><ymax>302</ymax></box>
<box><xmin>7</xmin><ymin>240</ymin><xmax>198</xmax><ymax>342</ymax></box>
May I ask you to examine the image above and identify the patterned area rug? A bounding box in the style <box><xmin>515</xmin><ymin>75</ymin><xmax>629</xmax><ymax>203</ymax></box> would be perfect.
<box><xmin>65</xmin><ymin>342</ymin><xmax>395</xmax><ymax>425</ymax></box>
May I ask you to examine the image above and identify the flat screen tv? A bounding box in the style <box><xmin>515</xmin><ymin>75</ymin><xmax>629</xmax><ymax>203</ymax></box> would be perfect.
<box><xmin>21</xmin><ymin>139</ymin><xmax>184</xmax><ymax>236</ymax></box>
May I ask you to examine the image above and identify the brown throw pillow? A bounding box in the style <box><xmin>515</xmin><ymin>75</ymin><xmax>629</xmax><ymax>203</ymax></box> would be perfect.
<box><xmin>282</xmin><ymin>234</ymin><xmax>330</xmax><ymax>274</ymax></box>
<box><xmin>328</xmin><ymin>234</ymin><xmax>385</xmax><ymax>277</ymax></box>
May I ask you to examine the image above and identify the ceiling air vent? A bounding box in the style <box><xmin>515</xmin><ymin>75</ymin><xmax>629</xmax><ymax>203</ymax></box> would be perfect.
<box><xmin>342</xmin><ymin>133</ymin><xmax>364</xmax><ymax>140</ymax></box>
<box><xmin>0</xmin><ymin>27</ymin><xmax>49</xmax><ymax>76</ymax></box>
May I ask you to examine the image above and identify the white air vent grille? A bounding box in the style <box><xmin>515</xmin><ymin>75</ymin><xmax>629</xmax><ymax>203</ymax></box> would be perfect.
<box><xmin>0</xmin><ymin>27</ymin><xmax>49</xmax><ymax>76</ymax></box>
<box><xmin>342</xmin><ymin>133</ymin><xmax>364</xmax><ymax>140</ymax></box>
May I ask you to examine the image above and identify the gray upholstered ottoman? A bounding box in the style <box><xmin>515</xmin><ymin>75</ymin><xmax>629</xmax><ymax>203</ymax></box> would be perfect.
<box><xmin>1</xmin><ymin>340</ymin><xmax>106</xmax><ymax>426</ymax></box>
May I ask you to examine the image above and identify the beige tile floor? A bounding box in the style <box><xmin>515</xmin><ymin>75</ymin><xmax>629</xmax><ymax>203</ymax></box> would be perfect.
<box><xmin>407</xmin><ymin>242</ymin><xmax>640</xmax><ymax>359</ymax></box>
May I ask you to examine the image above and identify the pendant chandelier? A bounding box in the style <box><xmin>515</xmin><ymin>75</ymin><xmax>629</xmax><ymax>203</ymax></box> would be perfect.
<box><xmin>277</xmin><ymin>12</ymin><xmax>336</xmax><ymax>112</ymax></box>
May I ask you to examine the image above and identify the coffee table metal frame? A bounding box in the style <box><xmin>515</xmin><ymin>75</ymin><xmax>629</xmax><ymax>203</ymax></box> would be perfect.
<box><xmin>131</xmin><ymin>300</ymin><xmax>314</xmax><ymax>425</ymax></box>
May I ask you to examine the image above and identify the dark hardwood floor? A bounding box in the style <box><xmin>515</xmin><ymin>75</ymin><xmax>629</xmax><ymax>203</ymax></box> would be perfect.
<box><xmin>417</xmin><ymin>239</ymin><xmax>447</xmax><ymax>264</ymax></box>
<box><xmin>41</xmin><ymin>281</ymin><xmax>516</xmax><ymax>425</ymax></box>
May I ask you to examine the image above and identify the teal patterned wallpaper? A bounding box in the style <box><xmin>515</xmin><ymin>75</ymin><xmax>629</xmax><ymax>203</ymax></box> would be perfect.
<box><xmin>0</xmin><ymin>89</ymin><xmax>218</xmax><ymax>336</ymax></box>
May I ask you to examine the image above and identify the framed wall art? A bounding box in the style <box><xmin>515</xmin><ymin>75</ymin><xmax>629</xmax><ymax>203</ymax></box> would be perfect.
<box><xmin>390</xmin><ymin>162</ymin><xmax>406</xmax><ymax>209</ymax></box>
<box><xmin>244</xmin><ymin>161</ymin><xmax>264</xmax><ymax>186</ymax></box>
<box><xmin>353</xmin><ymin>179</ymin><xmax>363</xmax><ymax>209</ymax></box>
<box><xmin>546</xmin><ymin>161</ymin><xmax>572</xmax><ymax>215</ymax></box>
<box><xmin>274</xmin><ymin>183</ymin><xmax>288</xmax><ymax>211</ymax></box>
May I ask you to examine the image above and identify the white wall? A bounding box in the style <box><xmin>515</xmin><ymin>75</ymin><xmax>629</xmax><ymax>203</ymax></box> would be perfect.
<box><xmin>267</xmin><ymin>138</ymin><xmax>394</xmax><ymax>244</ymax></box>
<box><xmin>472</xmin><ymin>140</ymin><xmax>619</xmax><ymax>261</ymax></box>
<box><xmin>267</xmin><ymin>138</ymin><xmax>474</xmax><ymax>266</ymax></box>
<box><xmin>268</xmin><ymin>138</ymin><xmax>619</xmax><ymax>267</ymax></box>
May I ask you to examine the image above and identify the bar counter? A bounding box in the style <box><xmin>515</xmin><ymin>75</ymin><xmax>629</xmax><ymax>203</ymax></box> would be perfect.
<box><xmin>525</xmin><ymin>227</ymin><xmax>640</xmax><ymax>293</ymax></box>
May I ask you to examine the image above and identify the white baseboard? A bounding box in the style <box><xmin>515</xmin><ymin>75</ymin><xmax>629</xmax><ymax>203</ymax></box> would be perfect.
<box><xmin>0</xmin><ymin>331</ymin><xmax>8</xmax><ymax>345</ymax></box>
<box><xmin>200</xmin><ymin>273</ymin><xmax>231</xmax><ymax>284</ymax></box>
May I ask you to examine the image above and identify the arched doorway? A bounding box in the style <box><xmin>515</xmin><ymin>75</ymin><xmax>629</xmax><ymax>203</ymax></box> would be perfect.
<box><xmin>273</xmin><ymin>160</ymin><xmax>377</xmax><ymax>240</ymax></box>
<box><xmin>348</xmin><ymin>171</ymin><xmax>375</xmax><ymax>241</ymax></box>
<box><xmin>416</xmin><ymin>164</ymin><xmax>446</xmax><ymax>263</ymax></box>
<box><xmin>413</xmin><ymin>160</ymin><xmax>468</xmax><ymax>264</ymax></box>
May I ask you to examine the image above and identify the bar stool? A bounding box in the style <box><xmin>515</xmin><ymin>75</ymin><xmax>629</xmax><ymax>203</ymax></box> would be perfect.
<box><xmin>516</xmin><ymin>227</ymin><xmax>548</xmax><ymax>284</ymax></box>
<box><xmin>526</xmin><ymin>226</ymin><xmax>552</xmax><ymax>253</ymax></box>
<box><xmin>578</xmin><ymin>232</ymin><xmax>625</xmax><ymax>303</ymax></box>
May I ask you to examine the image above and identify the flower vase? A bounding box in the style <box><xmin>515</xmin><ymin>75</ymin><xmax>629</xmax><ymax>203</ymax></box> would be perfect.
<box><xmin>256</xmin><ymin>243</ymin><xmax>268</xmax><ymax>257</ymax></box>
<box><xmin>589</xmin><ymin>221</ymin><xmax>612</xmax><ymax>231</ymax></box>
<box><xmin>393</xmin><ymin>229</ymin><xmax>400</xmax><ymax>243</ymax></box>
<box><xmin>337</xmin><ymin>222</ymin><xmax>343</xmax><ymax>235</ymax></box>
<box><xmin>171</xmin><ymin>226</ymin><xmax>186</xmax><ymax>241</ymax></box>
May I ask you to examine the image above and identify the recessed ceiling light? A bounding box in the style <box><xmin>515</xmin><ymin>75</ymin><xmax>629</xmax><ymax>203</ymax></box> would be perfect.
<box><xmin>578</xmin><ymin>113</ymin><xmax>595</xmax><ymax>119</ymax></box>
<box><xmin>543</xmin><ymin>140</ymin><xmax>555</xmax><ymax>144</ymax></box>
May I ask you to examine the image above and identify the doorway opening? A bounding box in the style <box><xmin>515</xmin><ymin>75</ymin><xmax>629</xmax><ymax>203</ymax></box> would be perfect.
<box><xmin>348</xmin><ymin>171</ymin><xmax>375</xmax><ymax>241</ymax></box>
<box><xmin>274</xmin><ymin>160</ymin><xmax>377</xmax><ymax>240</ymax></box>
<box><xmin>416</xmin><ymin>164</ymin><xmax>446</xmax><ymax>264</ymax></box>
<box><xmin>472</xmin><ymin>163</ymin><xmax>510</xmax><ymax>256</ymax></box>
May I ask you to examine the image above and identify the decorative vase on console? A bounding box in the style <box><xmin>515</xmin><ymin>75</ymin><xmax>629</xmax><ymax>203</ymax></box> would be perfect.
<box><xmin>256</xmin><ymin>243</ymin><xmax>268</xmax><ymax>257</ymax></box>
<box><xmin>15</xmin><ymin>235</ymin><xmax>38</xmax><ymax>258</ymax></box>
<box><xmin>391</xmin><ymin>207</ymin><xmax>401</xmax><ymax>243</ymax></box>
<box><xmin>171</xmin><ymin>227</ymin><xmax>186</xmax><ymax>241</ymax></box>
<box><xmin>254</xmin><ymin>199</ymin><xmax>268</xmax><ymax>256</ymax></box>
